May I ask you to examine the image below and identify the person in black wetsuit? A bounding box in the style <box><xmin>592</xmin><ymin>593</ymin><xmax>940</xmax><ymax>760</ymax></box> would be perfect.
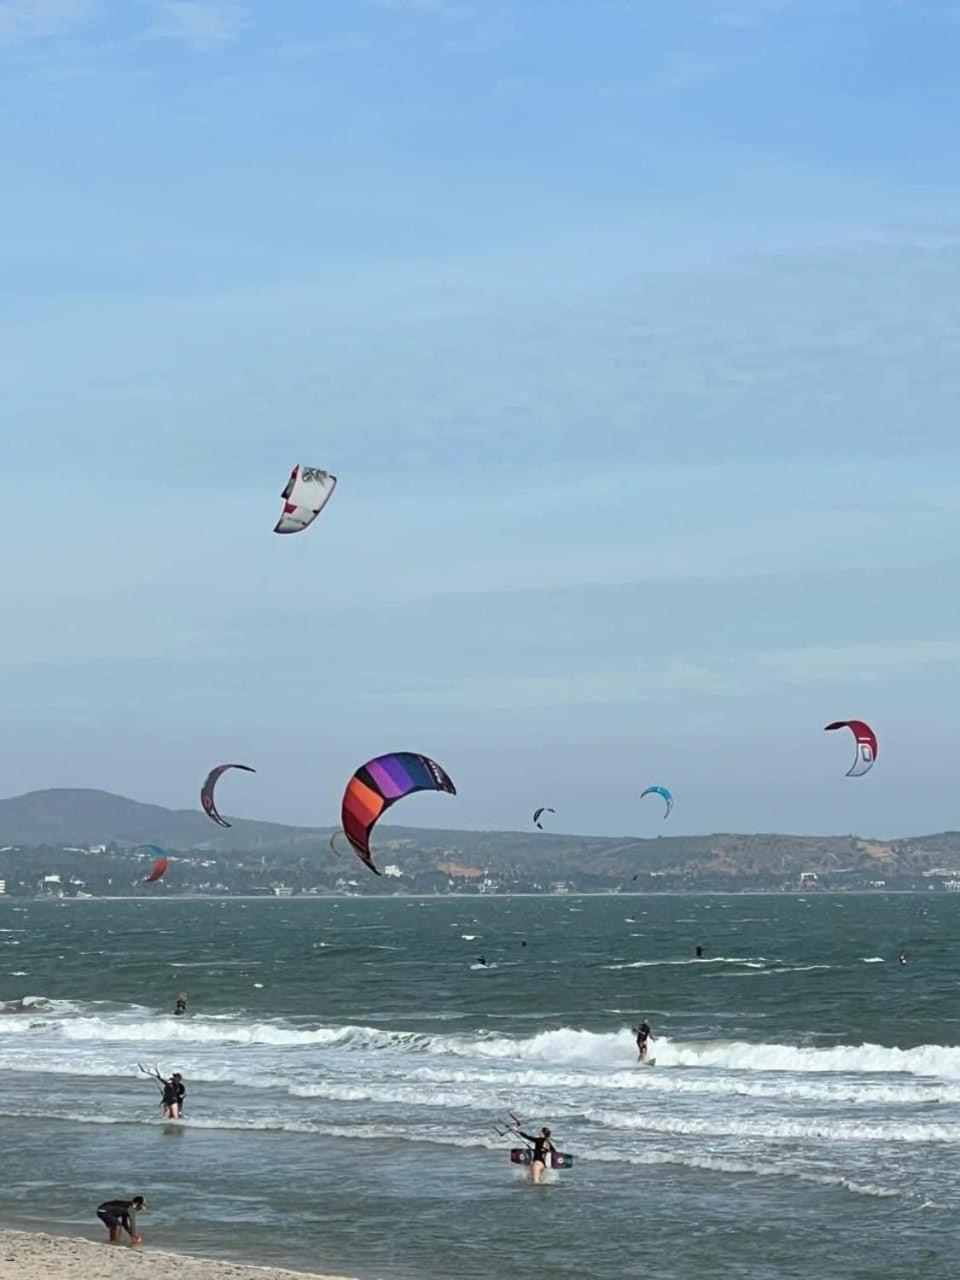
<box><xmin>96</xmin><ymin>1196</ymin><xmax>144</xmax><ymax>1246</ymax></box>
<box><xmin>160</xmin><ymin>1076</ymin><xmax>178</xmax><ymax>1118</ymax></box>
<box><xmin>155</xmin><ymin>1072</ymin><xmax>185</xmax><ymax>1118</ymax></box>
<box><xmin>174</xmin><ymin>993</ymin><xmax>188</xmax><ymax>1016</ymax></box>
<box><xmin>514</xmin><ymin>1125</ymin><xmax>555</xmax><ymax>1184</ymax></box>
<box><xmin>634</xmin><ymin>1018</ymin><xmax>654</xmax><ymax>1062</ymax></box>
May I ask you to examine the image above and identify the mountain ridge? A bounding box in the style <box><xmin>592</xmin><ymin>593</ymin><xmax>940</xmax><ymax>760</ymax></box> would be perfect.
<box><xmin>1</xmin><ymin>790</ymin><xmax>959</xmax><ymax>883</ymax></box>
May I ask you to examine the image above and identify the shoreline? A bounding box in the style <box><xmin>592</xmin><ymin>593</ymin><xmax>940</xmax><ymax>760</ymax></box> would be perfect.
<box><xmin>5</xmin><ymin>888</ymin><xmax>937</xmax><ymax>902</ymax></box>
<box><xmin>0</xmin><ymin>1229</ymin><xmax>361</xmax><ymax>1280</ymax></box>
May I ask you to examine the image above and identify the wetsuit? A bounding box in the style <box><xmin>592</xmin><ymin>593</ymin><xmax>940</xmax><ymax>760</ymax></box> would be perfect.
<box><xmin>174</xmin><ymin>998</ymin><xmax>187</xmax><ymax>1016</ymax></box>
<box><xmin>161</xmin><ymin>1079</ymin><xmax>179</xmax><ymax>1115</ymax></box>
<box><xmin>518</xmin><ymin>1131</ymin><xmax>555</xmax><ymax>1165</ymax></box>
<box><xmin>97</xmin><ymin>1200</ymin><xmax>138</xmax><ymax>1237</ymax></box>
<box><xmin>173</xmin><ymin>1078</ymin><xmax>186</xmax><ymax>1116</ymax></box>
<box><xmin>636</xmin><ymin>1021</ymin><xmax>651</xmax><ymax>1057</ymax></box>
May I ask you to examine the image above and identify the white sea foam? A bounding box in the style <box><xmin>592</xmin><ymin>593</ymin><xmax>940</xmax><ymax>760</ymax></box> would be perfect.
<box><xmin>586</xmin><ymin>1107</ymin><xmax>960</xmax><ymax>1145</ymax></box>
<box><xmin>5</xmin><ymin>1006</ymin><xmax>960</xmax><ymax>1084</ymax></box>
<box><xmin>605</xmin><ymin>956</ymin><xmax>768</xmax><ymax>970</ymax></box>
<box><xmin>0</xmin><ymin>1106</ymin><xmax>904</xmax><ymax>1199</ymax></box>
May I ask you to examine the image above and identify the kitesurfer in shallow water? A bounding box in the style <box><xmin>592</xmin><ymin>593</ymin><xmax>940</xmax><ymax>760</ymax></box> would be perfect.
<box><xmin>155</xmin><ymin>1071</ymin><xmax>184</xmax><ymax>1118</ymax></box>
<box><xmin>96</xmin><ymin>1196</ymin><xmax>144</xmax><ymax>1246</ymax></box>
<box><xmin>174</xmin><ymin>992</ymin><xmax>188</xmax><ymax>1016</ymax></box>
<box><xmin>695</xmin><ymin>945</ymin><xmax>703</xmax><ymax>958</ymax></box>
<box><xmin>634</xmin><ymin>1018</ymin><xmax>654</xmax><ymax>1062</ymax></box>
<box><xmin>513</xmin><ymin>1125</ymin><xmax>555</xmax><ymax>1184</ymax></box>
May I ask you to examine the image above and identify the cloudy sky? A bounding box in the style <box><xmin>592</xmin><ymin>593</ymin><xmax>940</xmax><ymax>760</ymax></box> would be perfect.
<box><xmin>1</xmin><ymin>0</ymin><xmax>958</xmax><ymax>837</ymax></box>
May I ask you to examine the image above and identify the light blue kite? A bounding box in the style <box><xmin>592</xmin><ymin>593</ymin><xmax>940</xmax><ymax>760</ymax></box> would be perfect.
<box><xmin>641</xmin><ymin>785</ymin><xmax>673</xmax><ymax>819</ymax></box>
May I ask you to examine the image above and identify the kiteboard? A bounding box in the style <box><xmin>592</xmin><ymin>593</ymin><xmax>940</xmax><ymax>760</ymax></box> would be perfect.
<box><xmin>510</xmin><ymin>1149</ymin><xmax>574</xmax><ymax>1169</ymax></box>
<box><xmin>638</xmin><ymin>1058</ymin><xmax>657</xmax><ymax>1068</ymax></box>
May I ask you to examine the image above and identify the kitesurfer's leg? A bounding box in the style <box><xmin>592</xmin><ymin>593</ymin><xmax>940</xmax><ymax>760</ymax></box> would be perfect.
<box><xmin>531</xmin><ymin>1159</ymin><xmax>545</xmax><ymax>1184</ymax></box>
<box><xmin>97</xmin><ymin>1211</ymin><xmax>120</xmax><ymax>1244</ymax></box>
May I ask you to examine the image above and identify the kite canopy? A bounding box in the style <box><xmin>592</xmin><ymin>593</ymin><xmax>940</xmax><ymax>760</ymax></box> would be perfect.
<box><xmin>341</xmin><ymin>752</ymin><xmax>456</xmax><ymax>875</ymax></box>
<box><xmin>824</xmin><ymin>720</ymin><xmax>877</xmax><ymax>777</ymax></box>
<box><xmin>135</xmin><ymin>844</ymin><xmax>168</xmax><ymax>882</ymax></box>
<box><xmin>144</xmin><ymin>855</ymin><xmax>169</xmax><ymax>883</ymax></box>
<box><xmin>533</xmin><ymin>807</ymin><xmax>555</xmax><ymax>830</ymax></box>
<box><xmin>641</xmin><ymin>785</ymin><xmax>673</xmax><ymax>818</ymax></box>
<box><xmin>274</xmin><ymin>464</ymin><xmax>337</xmax><ymax>535</ymax></box>
<box><xmin>201</xmin><ymin>763</ymin><xmax>256</xmax><ymax>828</ymax></box>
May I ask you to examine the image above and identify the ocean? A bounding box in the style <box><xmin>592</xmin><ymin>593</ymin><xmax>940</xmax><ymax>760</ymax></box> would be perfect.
<box><xmin>1</xmin><ymin>893</ymin><xmax>957</xmax><ymax>1280</ymax></box>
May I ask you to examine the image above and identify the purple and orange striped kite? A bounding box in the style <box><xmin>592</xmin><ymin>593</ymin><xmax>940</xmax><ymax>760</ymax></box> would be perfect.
<box><xmin>340</xmin><ymin>752</ymin><xmax>456</xmax><ymax>875</ymax></box>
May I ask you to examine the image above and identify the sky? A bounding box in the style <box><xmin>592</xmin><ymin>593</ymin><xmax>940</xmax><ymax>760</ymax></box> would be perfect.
<box><xmin>1</xmin><ymin>0</ymin><xmax>959</xmax><ymax>839</ymax></box>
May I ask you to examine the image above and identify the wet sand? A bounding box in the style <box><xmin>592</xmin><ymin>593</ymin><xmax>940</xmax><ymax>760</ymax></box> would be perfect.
<box><xmin>0</xmin><ymin>1230</ymin><xmax>358</xmax><ymax>1280</ymax></box>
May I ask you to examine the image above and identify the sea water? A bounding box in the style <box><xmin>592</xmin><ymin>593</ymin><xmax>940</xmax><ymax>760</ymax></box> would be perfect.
<box><xmin>1</xmin><ymin>894</ymin><xmax>957</xmax><ymax>1279</ymax></box>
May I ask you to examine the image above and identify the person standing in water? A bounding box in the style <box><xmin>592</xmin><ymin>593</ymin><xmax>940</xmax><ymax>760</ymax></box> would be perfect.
<box><xmin>634</xmin><ymin>1018</ymin><xmax>654</xmax><ymax>1062</ymax></box>
<box><xmin>512</xmin><ymin>1125</ymin><xmax>556</xmax><ymax>1184</ymax></box>
<box><xmin>174</xmin><ymin>993</ymin><xmax>188</xmax><ymax>1016</ymax></box>
<box><xmin>96</xmin><ymin>1196</ymin><xmax>144</xmax><ymax>1246</ymax></box>
<box><xmin>140</xmin><ymin>1064</ymin><xmax>185</xmax><ymax>1117</ymax></box>
<box><xmin>159</xmin><ymin>1071</ymin><xmax>186</xmax><ymax>1118</ymax></box>
<box><xmin>695</xmin><ymin>945</ymin><xmax>703</xmax><ymax>958</ymax></box>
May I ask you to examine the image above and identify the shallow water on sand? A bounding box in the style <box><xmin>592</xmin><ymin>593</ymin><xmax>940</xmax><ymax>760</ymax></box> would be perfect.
<box><xmin>1</xmin><ymin>894</ymin><xmax>958</xmax><ymax>1279</ymax></box>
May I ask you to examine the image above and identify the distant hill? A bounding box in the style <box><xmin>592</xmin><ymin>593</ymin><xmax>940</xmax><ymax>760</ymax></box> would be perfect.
<box><xmin>1</xmin><ymin>789</ymin><xmax>959</xmax><ymax>893</ymax></box>
<box><xmin>0</xmin><ymin>788</ymin><xmax>321</xmax><ymax>850</ymax></box>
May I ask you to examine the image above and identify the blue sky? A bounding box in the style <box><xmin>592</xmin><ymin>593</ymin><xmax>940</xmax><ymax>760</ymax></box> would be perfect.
<box><xmin>1</xmin><ymin>0</ymin><xmax>959</xmax><ymax>838</ymax></box>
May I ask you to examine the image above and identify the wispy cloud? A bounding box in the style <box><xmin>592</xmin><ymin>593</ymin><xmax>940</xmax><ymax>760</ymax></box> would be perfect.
<box><xmin>146</xmin><ymin>0</ymin><xmax>249</xmax><ymax>50</ymax></box>
<box><xmin>372</xmin><ymin>0</ymin><xmax>473</xmax><ymax>17</ymax></box>
<box><xmin>754</xmin><ymin>640</ymin><xmax>960</xmax><ymax>683</ymax></box>
<box><xmin>0</xmin><ymin>0</ymin><xmax>95</xmax><ymax>42</ymax></box>
<box><xmin>715</xmin><ymin>0</ymin><xmax>802</xmax><ymax>29</ymax></box>
<box><xmin>371</xmin><ymin>662</ymin><xmax>740</xmax><ymax>710</ymax></box>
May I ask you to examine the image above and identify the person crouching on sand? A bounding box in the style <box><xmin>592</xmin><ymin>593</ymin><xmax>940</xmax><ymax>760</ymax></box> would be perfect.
<box><xmin>96</xmin><ymin>1196</ymin><xmax>144</xmax><ymax>1246</ymax></box>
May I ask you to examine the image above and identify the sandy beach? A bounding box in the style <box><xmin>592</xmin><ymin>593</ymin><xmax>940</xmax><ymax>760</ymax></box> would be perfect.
<box><xmin>0</xmin><ymin>1231</ymin><xmax>358</xmax><ymax>1280</ymax></box>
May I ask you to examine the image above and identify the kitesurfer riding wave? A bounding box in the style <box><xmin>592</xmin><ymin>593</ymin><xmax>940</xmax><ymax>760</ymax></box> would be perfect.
<box><xmin>634</xmin><ymin>1018</ymin><xmax>654</xmax><ymax>1062</ymax></box>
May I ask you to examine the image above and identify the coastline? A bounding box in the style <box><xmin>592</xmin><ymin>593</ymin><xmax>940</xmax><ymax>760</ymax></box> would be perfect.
<box><xmin>0</xmin><ymin>1230</ymin><xmax>361</xmax><ymax>1280</ymax></box>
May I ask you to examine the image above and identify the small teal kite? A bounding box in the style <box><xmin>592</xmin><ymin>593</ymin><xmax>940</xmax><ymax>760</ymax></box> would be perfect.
<box><xmin>641</xmin><ymin>785</ymin><xmax>673</xmax><ymax>819</ymax></box>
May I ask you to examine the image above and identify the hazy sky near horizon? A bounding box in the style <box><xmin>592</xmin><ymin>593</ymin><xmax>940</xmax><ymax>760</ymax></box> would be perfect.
<box><xmin>2</xmin><ymin>0</ymin><xmax>959</xmax><ymax>838</ymax></box>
